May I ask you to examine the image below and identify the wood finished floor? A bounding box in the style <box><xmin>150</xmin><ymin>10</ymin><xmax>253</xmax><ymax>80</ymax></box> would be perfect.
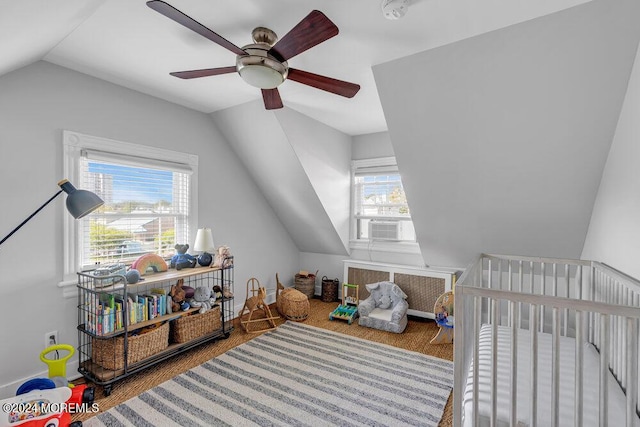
<box><xmin>72</xmin><ymin>298</ymin><xmax>453</xmax><ymax>426</ymax></box>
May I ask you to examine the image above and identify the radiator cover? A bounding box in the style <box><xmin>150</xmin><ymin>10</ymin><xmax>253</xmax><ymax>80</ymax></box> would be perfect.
<box><xmin>343</xmin><ymin>260</ymin><xmax>457</xmax><ymax>319</ymax></box>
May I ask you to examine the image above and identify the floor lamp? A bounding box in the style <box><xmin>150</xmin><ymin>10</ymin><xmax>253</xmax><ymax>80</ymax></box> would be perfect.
<box><xmin>0</xmin><ymin>179</ymin><xmax>104</xmax><ymax>247</ymax></box>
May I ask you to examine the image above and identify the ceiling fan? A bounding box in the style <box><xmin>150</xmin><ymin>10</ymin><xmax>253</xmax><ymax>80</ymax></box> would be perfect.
<box><xmin>146</xmin><ymin>1</ymin><xmax>361</xmax><ymax>110</ymax></box>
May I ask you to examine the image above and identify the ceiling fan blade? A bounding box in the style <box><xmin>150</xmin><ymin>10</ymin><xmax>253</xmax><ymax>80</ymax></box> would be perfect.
<box><xmin>269</xmin><ymin>10</ymin><xmax>338</xmax><ymax>62</ymax></box>
<box><xmin>262</xmin><ymin>88</ymin><xmax>283</xmax><ymax>110</ymax></box>
<box><xmin>170</xmin><ymin>66</ymin><xmax>237</xmax><ymax>79</ymax></box>
<box><xmin>146</xmin><ymin>0</ymin><xmax>246</xmax><ymax>56</ymax></box>
<box><xmin>287</xmin><ymin>68</ymin><xmax>360</xmax><ymax>98</ymax></box>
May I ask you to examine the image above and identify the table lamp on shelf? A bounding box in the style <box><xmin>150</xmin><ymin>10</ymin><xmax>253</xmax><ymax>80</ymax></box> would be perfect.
<box><xmin>0</xmin><ymin>179</ymin><xmax>104</xmax><ymax>247</ymax></box>
<box><xmin>193</xmin><ymin>227</ymin><xmax>215</xmax><ymax>267</ymax></box>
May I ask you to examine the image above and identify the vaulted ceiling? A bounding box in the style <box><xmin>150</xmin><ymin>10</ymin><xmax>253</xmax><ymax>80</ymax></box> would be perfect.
<box><xmin>4</xmin><ymin>0</ymin><xmax>638</xmax><ymax>267</ymax></box>
<box><xmin>1</xmin><ymin>0</ymin><xmax>591</xmax><ymax>136</ymax></box>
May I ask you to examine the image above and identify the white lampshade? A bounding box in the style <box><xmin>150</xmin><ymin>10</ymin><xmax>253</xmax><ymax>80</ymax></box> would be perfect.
<box><xmin>193</xmin><ymin>228</ymin><xmax>215</xmax><ymax>253</ymax></box>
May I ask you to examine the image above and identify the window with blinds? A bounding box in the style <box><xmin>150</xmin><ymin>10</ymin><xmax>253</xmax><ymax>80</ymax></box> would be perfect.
<box><xmin>62</xmin><ymin>131</ymin><xmax>198</xmax><ymax>279</ymax></box>
<box><xmin>78</xmin><ymin>150</ymin><xmax>192</xmax><ymax>269</ymax></box>
<box><xmin>352</xmin><ymin>157</ymin><xmax>416</xmax><ymax>242</ymax></box>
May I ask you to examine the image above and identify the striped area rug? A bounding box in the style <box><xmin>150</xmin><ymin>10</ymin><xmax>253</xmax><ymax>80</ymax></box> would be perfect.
<box><xmin>85</xmin><ymin>322</ymin><xmax>453</xmax><ymax>427</ymax></box>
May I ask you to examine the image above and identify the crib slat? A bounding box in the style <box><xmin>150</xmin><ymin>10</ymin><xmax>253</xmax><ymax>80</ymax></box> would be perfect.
<box><xmin>540</xmin><ymin>263</ymin><xmax>546</xmax><ymax>332</ymax></box>
<box><xmin>507</xmin><ymin>261</ymin><xmax>512</xmax><ymax>327</ymax></box>
<box><xmin>552</xmin><ymin>307</ymin><xmax>560</xmax><ymax>427</ymax></box>
<box><xmin>490</xmin><ymin>297</ymin><xmax>498</xmax><ymax>427</ymax></box>
<box><xmin>473</xmin><ymin>295</ymin><xmax>481</xmax><ymax>427</ymax></box>
<box><xmin>575</xmin><ymin>310</ymin><xmax>584</xmax><ymax>427</ymax></box>
<box><xmin>510</xmin><ymin>300</ymin><xmax>518</xmax><ymax>427</ymax></box>
<box><xmin>626</xmin><ymin>317</ymin><xmax>637</xmax><ymax>427</ymax></box>
<box><xmin>518</xmin><ymin>260</ymin><xmax>524</xmax><ymax>329</ymax></box>
<box><xmin>564</xmin><ymin>264</ymin><xmax>569</xmax><ymax>336</ymax></box>
<box><xmin>600</xmin><ymin>314</ymin><xmax>610</xmax><ymax>426</ymax></box>
<box><xmin>530</xmin><ymin>303</ymin><xmax>539</xmax><ymax>426</ymax></box>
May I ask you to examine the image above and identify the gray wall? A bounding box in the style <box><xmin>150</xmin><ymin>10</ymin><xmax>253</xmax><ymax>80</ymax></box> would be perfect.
<box><xmin>352</xmin><ymin>131</ymin><xmax>395</xmax><ymax>160</ymax></box>
<box><xmin>582</xmin><ymin>41</ymin><xmax>640</xmax><ymax>280</ymax></box>
<box><xmin>211</xmin><ymin>102</ymin><xmax>351</xmax><ymax>256</ymax></box>
<box><xmin>0</xmin><ymin>61</ymin><xmax>300</xmax><ymax>396</ymax></box>
<box><xmin>373</xmin><ymin>0</ymin><xmax>640</xmax><ymax>268</ymax></box>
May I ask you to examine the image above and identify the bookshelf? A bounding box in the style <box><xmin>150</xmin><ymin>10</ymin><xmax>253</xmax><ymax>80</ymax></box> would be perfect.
<box><xmin>76</xmin><ymin>261</ymin><xmax>234</xmax><ymax>395</ymax></box>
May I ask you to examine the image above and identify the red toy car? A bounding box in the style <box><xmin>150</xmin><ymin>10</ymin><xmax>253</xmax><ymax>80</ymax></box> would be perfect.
<box><xmin>0</xmin><ymin>388</ymin><xmax>82</xmax><ymax>427</ymax></box>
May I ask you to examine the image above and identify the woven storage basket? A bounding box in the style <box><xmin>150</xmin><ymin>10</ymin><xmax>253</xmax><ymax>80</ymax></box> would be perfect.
<box><xmin>278</xmin><ymin>288</ymin><xmax>310</xmax><ymax>321</ymax></box>
<box><xmin>321</xmin><ymin>276</ymin><xmax>339</xmax><ymax>302</ymax></box>
<box><xmin>170</xmin><ymin>306</ymin><xmax>221</xmax><ymax>343</ymax></box>
<box><xmin>92</xmin><ymin>321</ymin><xmax>169</xmax><ymax>371</ymax></box>
<box><xmin>294</xmin><ymin>272</ymin><xmax>317</xmax><ymax>299</ymax></box>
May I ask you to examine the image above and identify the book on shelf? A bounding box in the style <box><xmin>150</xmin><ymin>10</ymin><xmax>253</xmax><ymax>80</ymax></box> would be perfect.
<box><xmin>85</xmin><ymin>289</ymin><xmax>174</xmax><ymax>335</ymax></box>
<box><xmin>84</xmin><ymin>292</ymin><xmax>125</xmax><ymax>336</ymax></box>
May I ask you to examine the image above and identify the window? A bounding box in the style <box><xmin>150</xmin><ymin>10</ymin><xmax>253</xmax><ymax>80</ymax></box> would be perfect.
<box><xmin>352</xmin><ymin>157</ymin><xmax>416</xmax><ymax>243</ymax></box>
<box><xmin>63</xmin><ymin>131</ymin><xmax>198</xmax><ymax>278</ymax></box>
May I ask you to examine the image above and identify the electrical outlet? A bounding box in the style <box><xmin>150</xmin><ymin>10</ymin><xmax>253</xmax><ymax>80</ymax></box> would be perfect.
<box><xmin>45</xmin><ymin>330</ymin><xmax>58</xmax><ymax>349</ymax></box>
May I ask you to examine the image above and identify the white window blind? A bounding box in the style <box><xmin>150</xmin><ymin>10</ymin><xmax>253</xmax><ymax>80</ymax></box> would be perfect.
<box><xmin>78</xmin><ymin>150</ymin><xmax>191</xmax><ymax>269</ymax></box>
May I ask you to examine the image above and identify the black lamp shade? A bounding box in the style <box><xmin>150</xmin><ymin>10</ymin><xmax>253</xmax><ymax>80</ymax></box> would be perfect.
<box><xmin>58</xmin><ymin>179</ymin><xmax>104</xmax><ymax>219</ymax></box>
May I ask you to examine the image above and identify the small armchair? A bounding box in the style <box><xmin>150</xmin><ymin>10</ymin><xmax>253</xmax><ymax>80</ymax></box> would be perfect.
<box><xmin>358</xmin><ymin>281</ymin><xmax>409</xmax><ymax>333</ymax></box>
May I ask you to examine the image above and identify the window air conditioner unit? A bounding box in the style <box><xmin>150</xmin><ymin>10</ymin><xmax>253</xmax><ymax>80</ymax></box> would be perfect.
<box><xmin>369</xmin><ymin>220</ymin><xmax>402</xmax><ymax>241</ymax></box>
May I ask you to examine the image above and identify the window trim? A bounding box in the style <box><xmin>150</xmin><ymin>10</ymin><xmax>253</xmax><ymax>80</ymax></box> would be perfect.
<box><xmin>350</xmin><ymin>156</ymin><xmax>419</xmax><ymax>253</ymax></box>
<box><xmin>59</xmin><ymin>130</ymin><xmax>198</xmax><ymax>294</ymax></box>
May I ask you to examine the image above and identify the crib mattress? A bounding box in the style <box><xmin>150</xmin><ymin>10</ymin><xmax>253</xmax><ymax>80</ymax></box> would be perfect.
<box><xmin>463</xmin><ymin>324</ymin><xmax>639</xmax><ymax>427</ymax></box>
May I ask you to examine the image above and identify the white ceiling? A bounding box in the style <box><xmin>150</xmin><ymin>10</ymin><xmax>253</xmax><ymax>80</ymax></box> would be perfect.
<box><xmin>2</xmin><ymin>0</ymin><xmax>591</xmax><ymax>135</ymax></box>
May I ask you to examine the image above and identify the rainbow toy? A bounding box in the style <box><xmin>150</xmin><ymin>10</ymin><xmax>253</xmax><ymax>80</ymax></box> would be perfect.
<box><xmin>131</xmin><ymin>253</ymin><xmax>168</xmax><ymax>275</ymax></box>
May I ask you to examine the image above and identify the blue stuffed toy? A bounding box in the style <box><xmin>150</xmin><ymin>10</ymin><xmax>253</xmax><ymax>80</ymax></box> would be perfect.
<box><xmin>170</xmin><ymin>244</ymin><xmax>196</xmax><ymax>270</ymax></box>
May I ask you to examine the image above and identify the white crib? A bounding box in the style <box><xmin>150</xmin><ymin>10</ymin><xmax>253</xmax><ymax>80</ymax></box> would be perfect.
<box><xmin>453</xmin><ymin>254</ymin><xmax>640</xmax><ymax>427</ymax></box>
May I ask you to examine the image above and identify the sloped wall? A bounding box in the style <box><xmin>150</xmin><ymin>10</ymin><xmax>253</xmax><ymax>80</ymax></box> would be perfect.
<box><xmin>373</xmin><ymin>0</ymin><xmax>640</xmax><ymax>268</ymax></box>
<box><xmin>582</xmin><ymin>41</ymin><xmax>640</xmax><ymax>280</ymax></box>
<box><xmin>211</xmin><ymin>102</ymin><xmax>350</xmax><ymax>256</ymax></box>
<box><xmin>0</xmin><ymin>61</ymin><xmax>300</xmax><ymax>397</ymax></box>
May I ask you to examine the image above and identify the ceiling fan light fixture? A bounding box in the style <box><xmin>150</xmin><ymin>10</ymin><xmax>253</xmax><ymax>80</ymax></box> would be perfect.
<box><xmin>238</xmin><ymin>63</ymin><xmax>284</xmax><ymax>89</ymax></box>
<box><xmin>236</xmin><ymin>44</ymin><xmax>288</xmax><ymax>89</ymax></box>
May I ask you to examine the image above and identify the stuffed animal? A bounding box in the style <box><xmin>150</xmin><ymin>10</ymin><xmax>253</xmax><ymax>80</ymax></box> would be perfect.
<box><xmin>170</xmin><ymin>244</ymin><xmax>196</xmax><ymax>270</ymax></box>
<box><xmin>213</xmin><ymin>245</ymin><xmax>233</xmax><ymax>269</ymax></box>
<box><xmin>212</xmin><ymin>285</ymin><xmax>223</xmax><ymax>300</ymax></box>
<box><xmin>223</xmin><ymin>285</ymin><xmax>233</xmax><ymax>298</ymax></box>
<box><xmin>169</xmin><ymin>279</ymin><xmax>190</xmax><ymax>313</ymax></box>
<box><xmin>189</xmin><ymin>286</ymin><xmax>216</xmax><ymax>314</ymax></box>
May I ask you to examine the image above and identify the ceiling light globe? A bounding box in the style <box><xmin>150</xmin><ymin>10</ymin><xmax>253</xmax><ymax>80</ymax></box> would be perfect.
<box><xmin>238</xmin><ymin>64</ymin><xmax>283</xmax><ymax>89</ymax></box>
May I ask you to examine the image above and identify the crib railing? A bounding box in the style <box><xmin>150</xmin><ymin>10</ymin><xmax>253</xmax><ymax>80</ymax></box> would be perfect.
<box><xmin>453</xmin><ymin>254</ymin><xmax>640</xmax><ymax>427</ymax></box>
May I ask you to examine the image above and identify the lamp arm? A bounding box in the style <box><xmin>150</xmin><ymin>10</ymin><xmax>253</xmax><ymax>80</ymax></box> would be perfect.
<box><xmin>0</xmin><ymin>189</ymin><xmax>64</xmax><ymax>247</ymax></box>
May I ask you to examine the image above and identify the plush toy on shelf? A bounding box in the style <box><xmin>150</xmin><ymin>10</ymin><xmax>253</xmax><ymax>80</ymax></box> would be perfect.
<box><xmin>189</xmin><ymin>286</ymin><xmax>216</xmax><ymax>314</ymax></box>
<box><xmin>168</xmin><ymin>279</ymin><xmax>190</xmax><ymax>313</ymax></box>
<box><xmin>170</xmin><ymin>244</ymin><xmax>196</xmax><ymax>270</ymax></box>
<box><xmin>212</xmin><ymin>245</ymin><xmax>233</xmax><ymax>269</ymax></box>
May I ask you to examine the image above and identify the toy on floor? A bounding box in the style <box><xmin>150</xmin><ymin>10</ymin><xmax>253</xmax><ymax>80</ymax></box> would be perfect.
<box><xmin>0</xmin><ymin>387</ymin><xmax>82</xmax><ymax>427</ymax></box>
<box><xmin>9</xmin><ymin>344</ymin><xmax>94</xmax><ymax>427</ymax></box>
<box><xmin>33</xmin><ymin>344</ymin><xmax>94</xmax><ymax>403</ymax></box>
<box><xmin>430</xmin><ymin>290</ymin><xmax>454</xmax><ymax>344</ymax></box>
<box><xmin>329</xmin><ymin>283</ymin><xmax>360</xmax><ymax>324</ymax></box>
<box><xmin>239</xmin><ymin>277</ymin><xmax>279</xmax><ymax>333</ymax></box>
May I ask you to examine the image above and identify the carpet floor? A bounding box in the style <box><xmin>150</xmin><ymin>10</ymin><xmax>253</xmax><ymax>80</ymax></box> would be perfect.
<box><xmin>73</xmin><ymin>298</ymin><xmax>454</xmax><ymax>426</ymax></box>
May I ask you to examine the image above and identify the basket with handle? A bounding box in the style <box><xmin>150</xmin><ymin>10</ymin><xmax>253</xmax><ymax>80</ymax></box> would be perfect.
<box><xmin>294</xmin><ymin>270</ymin><xmax>318</xmax><ymax>299</ymax></box>
<box><xmin>321</xmin><ymin>276</ymin><xmax>339</xmax><ymax>302</ymax></box>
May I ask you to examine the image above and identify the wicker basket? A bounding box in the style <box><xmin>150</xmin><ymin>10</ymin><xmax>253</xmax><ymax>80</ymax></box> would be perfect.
<box><xmin>92</xmin><ymin>321</ymin><xmax>169</xmax><ymax>371</ymax></box>
<box><xmin>278</xmin><ymin>288</ymin><xmax>310</xmax><ymax>321</ymax></box>
<box><xmin>321</xmin><ymin>276</ymin><xmax>339</xmax><ymax>302</ymax></box>
<box><xmin>170</xmin><ymin>306</ymin><xmax>222</xmax><ymax>343</ymax></box>
<box><xmin>294</xmin><ymin>271</ymin><xmax>317</xmax><ymax>299</ymax></box>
